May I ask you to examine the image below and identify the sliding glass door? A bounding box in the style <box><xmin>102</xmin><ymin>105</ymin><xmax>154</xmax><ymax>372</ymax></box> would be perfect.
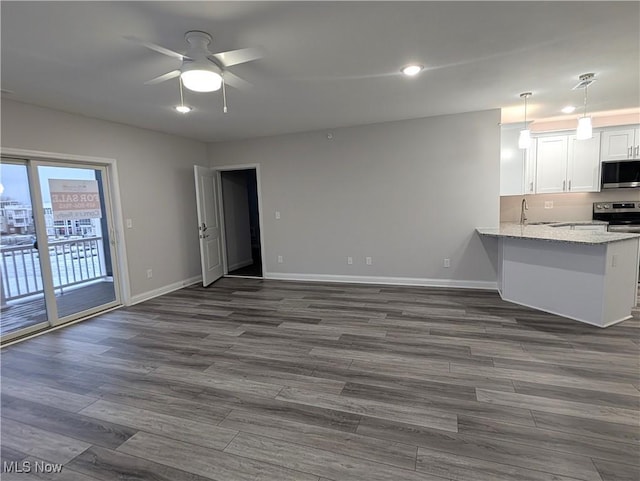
<box><xmin>0</xmin><ymin>158</ymin><xmax>121</xmax><ymax>341</ymax></box>
<box><xmin>0</xmin><ymin>161</ymin><xmax>49</xmax><ymax>336</ymax></box>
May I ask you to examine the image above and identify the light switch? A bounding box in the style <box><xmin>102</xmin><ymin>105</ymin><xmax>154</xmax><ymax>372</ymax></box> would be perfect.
<box><xmin>126</xmin><ymin>218</ymin><xmax>133</xmax><ymax>228</ymax></box>
<box><xmin>275</xmin><ymin>211</ymin><xmax>281</xmax><ymax>220</ymax></box>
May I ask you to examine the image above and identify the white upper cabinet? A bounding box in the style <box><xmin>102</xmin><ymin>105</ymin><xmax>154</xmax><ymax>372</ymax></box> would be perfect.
<box><xmin>601</xmin><ymin>126</ymin><xmax>640</xmax><ymax>161</ymax></box>
<box><xmin>567</xmin><ymin>132</ymin><xmax>601</xmax><ymax>192</ymax></box>
<box><xmin>524</xmin><ymin>140</ymin><xmax>537</xmax><ymax>194</ymax></box>
<box><xmin>500</xmin><ymin>126</ymin><xmax>525</xmax><ymax>196</ymax></box>
<box><xmin>536</xmin><ymin>136</ymin><xmax>568</xmax><ymax>194</ymax></box>
<box><xmin>535</xmin><ymin>133</ymin><xmax>600</xmax><ymax>194</ymax></box>
<box><xmin>500</xmin><ymin>125</ymin><xmax>536</xmax><ymax>196</ymax></box>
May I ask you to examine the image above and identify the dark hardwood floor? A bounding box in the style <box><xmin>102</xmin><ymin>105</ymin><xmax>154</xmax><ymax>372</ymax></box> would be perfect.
<box><xmin>1</xmin><ymin>277</ymin><xmax>638</xmax><ymax>481</ymax></box>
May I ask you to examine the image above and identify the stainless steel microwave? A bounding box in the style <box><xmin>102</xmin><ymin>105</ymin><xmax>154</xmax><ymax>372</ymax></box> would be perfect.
<box><xmin>601</xmin><ymin>160</ymin><xmax>640</xmax><ymax>189</ymax></box>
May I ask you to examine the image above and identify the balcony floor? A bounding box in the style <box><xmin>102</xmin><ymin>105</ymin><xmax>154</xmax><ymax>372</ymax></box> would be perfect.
<box><xmin>1</xmin><ymin>281</ymin><xmax>117</xmax><ymax>337</ymax></box>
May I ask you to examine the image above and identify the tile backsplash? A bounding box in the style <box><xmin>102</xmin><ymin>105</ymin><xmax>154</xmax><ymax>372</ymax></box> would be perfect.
<box><xmin>501</xmin><ymin>190</ymin><xmax>640</xmax><ymax>223</ymax></box>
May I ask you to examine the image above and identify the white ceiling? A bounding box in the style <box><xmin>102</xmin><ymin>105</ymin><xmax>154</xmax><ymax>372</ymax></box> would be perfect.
<box><xmin>2</xmin><ymin>1</ymin><xmax>639</xmax><ymax>142</ymax></box>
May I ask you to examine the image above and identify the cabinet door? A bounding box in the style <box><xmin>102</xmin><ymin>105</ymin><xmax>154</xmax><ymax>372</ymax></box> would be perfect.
<box><xmin>524</xmin><ymin>140</ymin><xmax>537</xmax><ymax>194</ymax></box>
<box><xmin>500</xmin><ymin>126</ymin><xmax>525</xmax><ymax>196</ymax></box>
<box><xmin>601</xmin><ymin>128</ymin><xmax>635</xmax><ymax>161</ymax></box>
<box><xmin>567</xmin><ymin>132</ymin><xmax>601</xmax><ymax>192</ymax></box>
<box><xmin>635</xmin><ymin>128</ymin><xmax>640</xmax><ymax>158</ymax></box>
<box><xmin>536</xmin><ymin>136</ymin><xmax>568</xmax><ymax>194</ymax></box>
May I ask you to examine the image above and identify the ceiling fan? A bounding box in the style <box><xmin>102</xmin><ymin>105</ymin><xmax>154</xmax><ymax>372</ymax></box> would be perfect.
<box><xmin>126</xmin><ymin>31</ymin><xmax>261</xmax><ymax>93</ymax></box>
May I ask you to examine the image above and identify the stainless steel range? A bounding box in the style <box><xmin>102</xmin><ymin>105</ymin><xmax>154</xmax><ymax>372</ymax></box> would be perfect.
<box><xmin>593</xmin><ymin>201</ymin><xmax>640</xmax><ymax>233</ymax></box>
<box><xmin>593</xmin><ymin>201</ymin><xmax>640</xmax><ymax>283</ymax></box>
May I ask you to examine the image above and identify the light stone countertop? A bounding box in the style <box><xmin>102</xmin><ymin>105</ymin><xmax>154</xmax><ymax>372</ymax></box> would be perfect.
<box><xmin>476</xmin><ymin>223</ymin><xmax>640</xmax><ymax>245</ymax></box>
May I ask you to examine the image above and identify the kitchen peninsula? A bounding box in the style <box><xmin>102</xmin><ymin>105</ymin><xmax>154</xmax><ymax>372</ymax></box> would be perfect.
<box><xmin>477</xmin><ymin>224</ymin><xmax>640</xmax><ymax>327</ymax></box>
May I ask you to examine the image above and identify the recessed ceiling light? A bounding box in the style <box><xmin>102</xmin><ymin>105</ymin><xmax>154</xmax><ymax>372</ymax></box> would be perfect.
<box><xmin>401</xmin><ymin>64</ymin><xmax>424</xmax><ymax>77</ymax></box>
<box><xmin>175</xmin><ymin>105</ymin><xmax>192</xmax><ymax>114</ymax></box>
<box><xmin>561</xmin><ymin>105</ymin><xmax>576</xmax><ymax>114</ymax></box>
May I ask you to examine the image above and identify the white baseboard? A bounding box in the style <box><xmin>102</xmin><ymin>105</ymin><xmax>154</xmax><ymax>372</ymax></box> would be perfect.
<box><xmin>228</xmin><ymin>258</ymin><xmax>254</xmax><ymax>272</ymax></box>
<box><xmin>265</xmin><ymin>272</ymin><xmax>497</xmax><ymax>290</ymax></box>
<box><xmin>127</xmin><ymin>275</ymin><xmax>202</xmax><ymax>306</ymax></box>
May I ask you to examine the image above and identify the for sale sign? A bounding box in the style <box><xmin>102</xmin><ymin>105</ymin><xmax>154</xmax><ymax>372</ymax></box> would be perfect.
<box><xmin>49</xmin><ymin>179</ymin><xmax>102</xmax><ymax>220</ymax></box>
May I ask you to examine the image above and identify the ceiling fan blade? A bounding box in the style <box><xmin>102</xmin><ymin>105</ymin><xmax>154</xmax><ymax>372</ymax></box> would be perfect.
<box><xmin>222</xmin><ymin>70</ymin><xmax>253</xmax><ymax>90</ymax></box>
<box><xmin>124</xmin><ymin>35</ymin><xmax>185</xmax><ymax>60</ymax></box>
<box><xmin>145</xmin><ymin>70</ymin><xmax>181</xmax><ymax>85</ymax></box>
<box><xmin>211</xmin><ymin>48</ymin><xmax>262</xmax><ymax>68</ymax></box>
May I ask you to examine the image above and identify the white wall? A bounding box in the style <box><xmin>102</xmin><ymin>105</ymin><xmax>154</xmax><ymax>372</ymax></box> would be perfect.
<box><xmin>221</xmin><ymin>171</ymin><xmax>252</xmax><ymax>271</ymax></box>
<box><xmin>208</xmin><ymin>110</ymin><xmax>501</xmax><ymax>287</ymax></box>
<box><xmin>1</xmin><ymin>100</ymin><xmax>206</xmax><ymax>301</ymax></box>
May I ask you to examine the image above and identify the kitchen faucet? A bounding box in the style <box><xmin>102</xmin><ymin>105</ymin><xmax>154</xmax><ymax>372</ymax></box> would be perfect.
<box><xmin>520</xmin><ymin>198</ymin><xmax>529</xmax><ymax>225</ymax></box>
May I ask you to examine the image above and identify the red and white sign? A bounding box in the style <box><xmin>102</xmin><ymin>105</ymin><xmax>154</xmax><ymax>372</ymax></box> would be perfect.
<box><xmin>49</xmin><ymin>179</ymin><xmax>102</xmax><ymax>220</ymax></box>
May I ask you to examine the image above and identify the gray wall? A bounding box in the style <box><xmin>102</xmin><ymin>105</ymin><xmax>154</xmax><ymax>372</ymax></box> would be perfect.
<box><xmin>208</xmin><ymin>110</ymin><xmax>501</xmax><ymax>286</ymax></box>
<box><xmin>221</xmin><ymin>171</ymin><xmax>252</xmax><ymax>270</ymax></box>
<box><xmin>1</xmin><ymin>99</ymin><xmax>206</xmax><ymax>300</ymax></box>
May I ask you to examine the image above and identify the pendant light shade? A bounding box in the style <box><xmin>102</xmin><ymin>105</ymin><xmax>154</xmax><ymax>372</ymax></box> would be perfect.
<box><xmin>576</xmin><ymin>117</ymin><xmax>592</xmax><ymax>140</ymax></box>
<box><xmin>518</xmin><ymin>129</ymin><xmax>532</xmax><ymax>149</ymax></box>
<box><xmin>575</xmin><ymin>73</ymin><xmax>595</xmax><ymax>140</ymax></box>
<box><xmin>519</xmin><ymin>92</ymin><xmax>532</xmax><ymax>150</ymax></box>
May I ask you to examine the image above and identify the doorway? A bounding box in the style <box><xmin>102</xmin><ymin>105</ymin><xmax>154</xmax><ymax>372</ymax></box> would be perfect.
<box><xmin>220</xmin><ymin>169</ymin><xmax>263</xmax><ymax>278</ymax></box>
<box><xmin>0</xmin><ymin>156</ymin><xmax>122</xmax><ymax>343</ymax></box>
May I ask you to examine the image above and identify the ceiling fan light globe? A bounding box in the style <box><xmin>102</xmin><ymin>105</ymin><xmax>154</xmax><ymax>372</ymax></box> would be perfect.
<box><xmin>180</xmin><ymin>70</ymin><xmax>222</xmax><ymax>92</ymax></box>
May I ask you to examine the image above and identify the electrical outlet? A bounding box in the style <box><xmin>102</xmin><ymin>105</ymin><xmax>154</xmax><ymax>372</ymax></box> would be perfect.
<box><xmin>275</xmin><ymin>211</ymin><xmax>281</xmax><ymax>219</ymax></box>
<box><xmin>146</xmin><ymin>269</ymin><xmax>153</xmax><ymax>278</ymax></box>
<box><xmin>365</xmin><ymin>257</ymin><xmax>372</xmax><ymax>265</ymax></box>
<box><xmin>277</xmin><ymin>255</ymin><xmax>283</xmax><ymax>264</ymax></box>
<box><xmin>443</xmin><ymin>258</ymin><xmax>451</xmax><ymax>268</ymax></box>
<box><xmin>347</xmin><ymin>256</ymin><xmax>353</xmax><ymax>265</ymax></box>
<box><xmin>544</xmin><ymin>201</ymin><xmax>554</xmax><ymax>209</ymax></box>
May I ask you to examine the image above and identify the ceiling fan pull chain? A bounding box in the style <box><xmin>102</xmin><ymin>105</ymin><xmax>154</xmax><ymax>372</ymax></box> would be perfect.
<box><xmin>222</xmin><ymin>78</ymin><xmax>228</xmax><ymax>113</ymax></box>
<box><xmin>179</xmin><ymin>77</ymin><xmax>186</xmax><ymax>107</ymax></box>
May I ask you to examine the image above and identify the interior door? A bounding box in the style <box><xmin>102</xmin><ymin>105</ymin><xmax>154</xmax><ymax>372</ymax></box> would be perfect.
<box><xmin>194</xmin><ymin>165</ymin><xmax>223</xmax><ymax>286</ymax></box>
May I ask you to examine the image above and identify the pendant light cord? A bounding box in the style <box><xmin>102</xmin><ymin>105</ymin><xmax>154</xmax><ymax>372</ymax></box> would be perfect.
<box><xmin>179</xmin><ymin>77</ymin><xmax>185</xmax><ymax>107</ymax></box>
<box><xmin>583</xmin><ymin>85</ymin><xmax>588</xmax><ymax>118</ymax></box>
<box><xmin>523</xmin><ymin>94</ymin><xmax>528</xmax><ymax>126</ymax></box>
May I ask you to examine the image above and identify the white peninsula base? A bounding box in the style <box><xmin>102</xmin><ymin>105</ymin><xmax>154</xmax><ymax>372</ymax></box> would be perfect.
<box><xmin>478</xmin><ymin>225</ymin><xmax>640</xmax><ymax>328</ymax></box>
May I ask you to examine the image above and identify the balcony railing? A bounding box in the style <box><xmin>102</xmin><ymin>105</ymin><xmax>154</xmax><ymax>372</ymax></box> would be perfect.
<box><xmin>1</xmin><ymin>237</ymin><xmax>107</xmax><ymax>302</ymax></box>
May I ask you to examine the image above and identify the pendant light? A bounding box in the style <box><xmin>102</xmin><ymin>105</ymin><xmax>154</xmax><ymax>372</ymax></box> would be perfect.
<box><xmin>518</xmin><ymin>92</ymin><xmax>532</xmax><ymax>149</ymax></box>
<box><xmin>575</xmin><ymin>73</ymin><xmax>595</xmax><ymax>140</ymax></box>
